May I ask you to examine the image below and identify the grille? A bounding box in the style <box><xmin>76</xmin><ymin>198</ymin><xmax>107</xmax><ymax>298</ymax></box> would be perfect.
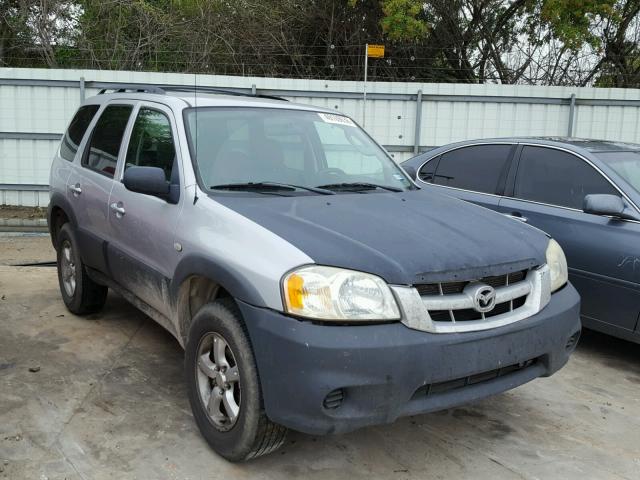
<box><xmin>429</xmin><ymin>296</ymin><xmax>527</xmax><ymax>322</ymax></box>
<box><xmin>323</xmin><ymin>388</ymin><xmax>345</xmax><ymax>409</ymax></box>
<box><xmin>416</xmin><ymin>270</ymin><xmax>530</xmax><ymax>323</ymax></box>
<box><xmin>415</xmin><ymin>270</ymin><xmax>526</xmax><ymax>296</ymax></box>
<box><xmin>412</xmin><ymin>358</ymin><xmax>538</xmax><ymax>399</ymax></box>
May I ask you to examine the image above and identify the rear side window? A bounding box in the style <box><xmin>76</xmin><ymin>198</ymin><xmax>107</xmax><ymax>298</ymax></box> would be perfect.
<box><xmin>427</xmin><ymin>145</ymin><xmax>512</xmax><ymax>194</ymax></box>
<box><xmin>82</xmin><ymin>105</ymin><xmax>133</xmax><ymax>178</ymax></box>
<box><xmin>125</xmin><ymin>108</ymin><xmax>176</xmax><ymax>182</ymax></box>
<box><xmin>515</xmin><ymin>146</ymin><xmax>618</xmax><ymax>209</ymax></box>
<box><xmin>417</xmin><ymin>155</ymin><xmax>440</xmax><ymax>182</ymax></box>
<box><xmin>60</xmin><ymin>105</ymin><xmax>99</xmax><ymax>162</ymax></box>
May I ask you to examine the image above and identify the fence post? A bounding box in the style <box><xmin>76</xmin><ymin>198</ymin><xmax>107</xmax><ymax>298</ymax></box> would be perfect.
<box><xmin>413</xmin><ymin>89</ymin><xmax>423</xmax><ymax>155</ymax></box>
<box><xmin>79</xmin><ymin>76</ymin><xmax>85</xmax><ymax>103</ymax></box>
<box><xmin>567</xmin><ymin>93</ymin><xmax>576</xmax><ymax>137</ymax></box>
<box><xmin>251</xmin><ymin>84</ymin><xmax>257</xmax><ymax>96</ymax></box>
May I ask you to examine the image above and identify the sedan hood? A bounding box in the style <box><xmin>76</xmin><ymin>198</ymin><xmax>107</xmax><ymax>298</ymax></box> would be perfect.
<box><xmin>216</xmin><ymin>190</ymin><xmax>549</xmax><ymax>285</ymax></box>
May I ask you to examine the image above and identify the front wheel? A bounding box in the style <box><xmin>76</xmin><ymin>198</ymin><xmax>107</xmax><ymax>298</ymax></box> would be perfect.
<box><xmin>185</xmin><ymin>299</ymin><xmax>287</xmax><ymax>461</ymax></box>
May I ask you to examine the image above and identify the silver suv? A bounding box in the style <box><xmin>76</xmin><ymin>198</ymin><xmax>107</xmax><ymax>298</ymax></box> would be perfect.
<box><xmin>48</xmin><ymin>86</ymin><xmax>581</xmax><ymax>461</ymax></box>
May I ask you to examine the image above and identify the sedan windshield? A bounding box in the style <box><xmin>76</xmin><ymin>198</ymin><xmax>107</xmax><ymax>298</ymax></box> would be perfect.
<box><xmin>597</xmin><ymin>151</ymin><xmax>640</xmax><ymax>194</ymax></box>
<box><xmin>184</xmin><ymin>107</ymin><xmax>413</xmax><ymax>193</ymax></box>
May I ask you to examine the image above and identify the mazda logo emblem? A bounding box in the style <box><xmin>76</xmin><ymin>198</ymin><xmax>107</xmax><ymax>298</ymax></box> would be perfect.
<box><xmin>465</xmin><ymin>284</ymin><xmax>497</xmax><ymax>313</ymax></box>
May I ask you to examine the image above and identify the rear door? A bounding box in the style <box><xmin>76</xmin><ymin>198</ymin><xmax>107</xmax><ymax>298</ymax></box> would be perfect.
<box><xmin>416</xmin><ymin>144</ymin><xmax>515</xmax><ymax>210</ymax></box>
<box><xmin>67</xmin><ymin>102</ymin><xmax>135</xmax><ymax>273</ymax></box>
<box><xmin>107</xmin><ymin>102</ymin><xmax>184</xmax><ymax>317</ymax></box>
<box><xmin>499</xmin><ymin>144</ymin><xmax>640</xmax><ymax>333</ymax></box>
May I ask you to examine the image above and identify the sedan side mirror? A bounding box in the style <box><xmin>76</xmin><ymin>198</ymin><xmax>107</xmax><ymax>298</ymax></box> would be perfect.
<box><xmin>402</xmin><ymin>164</ymin><xmax>418</xmax><ymax>180</ymax></box>
<box><xmin>583</xmin><ymin>194</ymin><xmax>626</xmax><ymax>218</ymax></box>
<box><xmin>123</xmin><ymin>166</ymin><xmax>170</xmax><ymax>199</ymax></box>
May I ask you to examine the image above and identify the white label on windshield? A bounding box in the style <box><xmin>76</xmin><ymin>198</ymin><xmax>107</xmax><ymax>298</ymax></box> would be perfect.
<box><xmin>318</xmin><ymin>113</ymin><xmax>356</xmax><ymax>127</ymax></box>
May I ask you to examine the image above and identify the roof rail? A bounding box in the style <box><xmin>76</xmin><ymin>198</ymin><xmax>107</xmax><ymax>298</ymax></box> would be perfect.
<box><xmin>97</xmin><ymin>84</ymin><xmax>165</xmax><ymax>95</ymax></box>
<box><xmin>161</xmin><ymin>85</ymin><xmax>288</xmax><ymax>102</ymax></box>
<box><xmin>94</xmin><ymin>83</ymin><xmax>288</xmax><ymax>101</ymax></box>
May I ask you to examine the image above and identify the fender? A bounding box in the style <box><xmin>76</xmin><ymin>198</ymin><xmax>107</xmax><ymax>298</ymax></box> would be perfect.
<box><xmin>170</xmin><ymin>254</ymin><xmax>268</xmax><ymax>309</ymax></box>
<box><xmin>47</xmin><ymin>191</ymin><xmax>79</xmax><ymax>245</ymax></box>
<box><xmin>48</xmin><ymin>191</ymin><xmax>109</xmax><ymax>273</ymax></box>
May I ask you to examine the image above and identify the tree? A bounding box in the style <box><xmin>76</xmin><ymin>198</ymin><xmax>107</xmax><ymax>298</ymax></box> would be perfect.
<box><xmin>1</xmin><ymin>0</ymin><xmax>639</xmax><ymax>87</ymax></box>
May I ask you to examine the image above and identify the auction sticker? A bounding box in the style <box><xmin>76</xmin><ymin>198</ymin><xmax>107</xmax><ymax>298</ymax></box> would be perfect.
<box><xmin>318</xmin><ymin>113</ymin><xmax>356</xmax><ymax>127</ymax></box>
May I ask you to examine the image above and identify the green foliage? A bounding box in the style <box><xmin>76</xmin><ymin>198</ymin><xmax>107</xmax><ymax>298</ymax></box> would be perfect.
<box><xmin>1</xmin><ymin>0</ymin><xmax>639</xmax><ymax>86</ymax></box>
<box><xmin>541</xmin><ymin>0</ymin><xmax>616</xmax><ymax>49</ymax></box>
<box><xmin>380</xmin><ymin>0</ymin><xmax>428</xmax><ymax>41</ymax></box>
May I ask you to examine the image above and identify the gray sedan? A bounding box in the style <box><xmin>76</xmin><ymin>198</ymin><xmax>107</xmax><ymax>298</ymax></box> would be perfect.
<box><xmin>402</xmin><ymin>137</ymin><xmax>640</xmax><ymax>344</ymax></box>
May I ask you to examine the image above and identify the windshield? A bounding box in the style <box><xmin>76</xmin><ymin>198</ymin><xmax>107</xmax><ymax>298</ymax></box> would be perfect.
<box><xmin>184</xmin><ymin>107</ymin><xmax>412</xmax><ymax>193</ymax></box>
<box><xmin>597</xmin><ymin>151</ymin><xmax>640</xmax><ymax>194</ymax></box>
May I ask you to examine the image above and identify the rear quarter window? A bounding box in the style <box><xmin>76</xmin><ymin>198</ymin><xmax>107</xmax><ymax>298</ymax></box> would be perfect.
<box><xmin>60</xmin><ymin>105</ymin><xmax>100</xmax><ymax>162</ymax></box>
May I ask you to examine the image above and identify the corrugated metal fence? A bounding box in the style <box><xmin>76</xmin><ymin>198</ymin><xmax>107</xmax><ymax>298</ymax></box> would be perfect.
<box><xmin>2</xmin><ymin>67</ymin><xmax>640</xmax><ymax>206</ymax></box>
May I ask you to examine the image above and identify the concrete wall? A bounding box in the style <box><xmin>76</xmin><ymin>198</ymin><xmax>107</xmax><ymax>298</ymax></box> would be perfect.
<box><xmin>2</xmin><ymin>67</ymin><xmax>640</xmax><ymax>206</ymax></box>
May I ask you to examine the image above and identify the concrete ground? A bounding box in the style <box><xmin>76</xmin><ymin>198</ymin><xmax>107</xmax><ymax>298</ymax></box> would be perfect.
<box><xmin>1</xmin><ymin>236</ymin><xmax>639</xmax><ymax>479</ymax></box>
<box><xmin>0</xmin><ymin>234</ymin><xmax>55</xmax><ymax>266</ymax></box>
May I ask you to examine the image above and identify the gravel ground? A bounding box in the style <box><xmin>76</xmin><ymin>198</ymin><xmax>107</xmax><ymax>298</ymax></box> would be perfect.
<box><xmin>0</xmin><ymin>206</ymin><xmax>47</xmax><ymax>220</ymax></box>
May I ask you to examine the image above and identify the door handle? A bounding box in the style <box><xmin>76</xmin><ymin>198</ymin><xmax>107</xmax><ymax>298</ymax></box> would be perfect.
<box><xmin>68</xmin><ymin>184</ymin><xmax>82</xmax><ymax>196</ymax></box>
<box><xmin>504</xmin><ymin>212</ymin><xmax>528</xmax><ymax>223</ymax></box>
<box><xmin>110</xmin><ymin>202</ymin><xmax>126</xmax><ymax>218</ymax></box>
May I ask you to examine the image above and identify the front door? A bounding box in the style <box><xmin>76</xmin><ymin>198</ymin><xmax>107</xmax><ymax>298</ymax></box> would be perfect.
<box><xmin>498</xmin><ymin>145</ymin><xmax>640</xmax><ymax>334</ymax></box>
<box><xmin>107</xmin><ymin>103</ymin><xmax>184</xmax><ymax>317</ymax></box>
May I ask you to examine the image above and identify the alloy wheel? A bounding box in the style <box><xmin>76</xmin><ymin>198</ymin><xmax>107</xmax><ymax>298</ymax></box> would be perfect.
<box><xmin>195</xmin><ymin>332</ymin><xmax>241</xmax><ymax>430</ymax></box>
<box><xmin>60</xmin><ymin>240</ymin><xmax>77</xmax><ymax>297</ymax></box>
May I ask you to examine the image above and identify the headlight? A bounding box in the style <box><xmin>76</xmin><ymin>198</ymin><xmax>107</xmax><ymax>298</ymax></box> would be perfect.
<box><xmin>546</xmin><ymin>239</ymin><xmax>568</xmax><ymax>292</ymax></box>
<box><xmin>282</xmin><ymin>265</ymin><xmax>400</xmax><ymax>321</ymax></box>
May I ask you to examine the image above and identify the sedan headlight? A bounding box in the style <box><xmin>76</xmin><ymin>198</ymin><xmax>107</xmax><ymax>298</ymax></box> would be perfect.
<box><xmin>546</xmin><ymin>239</ymin><xmax>568</xmax><ymax>292</ymax></box>
<box><xmin>282</xmin><ymin>265</ymin><xmax>400</xmax><ymax>321</ymax></box>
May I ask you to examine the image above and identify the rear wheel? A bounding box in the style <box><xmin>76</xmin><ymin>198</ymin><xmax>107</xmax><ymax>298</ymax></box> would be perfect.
<box><xmin>185</xmin><ymin>298</ymin><xmax>287</xmax><ymax>461</ymax></box>
<box><xmin>56</xmin><ymin>224</ymin><xmax>107</xmax><ymax>314</ymax></box>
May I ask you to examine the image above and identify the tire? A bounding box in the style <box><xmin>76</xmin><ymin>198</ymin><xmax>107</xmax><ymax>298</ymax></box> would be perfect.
<box><xmin>56</xmin><ymin>223</ymin><xmax>108</xmax><ymax>315</ymax></box>
<box><xmin>185</xmin><ymin>298</ymin><xmax>287</xmax><ymax>461</ymax></box>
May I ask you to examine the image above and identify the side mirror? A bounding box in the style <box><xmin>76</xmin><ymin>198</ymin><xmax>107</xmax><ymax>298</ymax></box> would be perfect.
<box><xmin>402</xmin><ymin>164</ymin><xmax>418</xmax><ymax>180</ymax></box>
<box><xmin>123</xmin><ymin>166</ymin><xmax>170</xmax><ymax>199</ymax></box>
<box><xmin>583</xmin><ymin>194</ymin><xmax>625</xmax><ymax>217</ymax></box>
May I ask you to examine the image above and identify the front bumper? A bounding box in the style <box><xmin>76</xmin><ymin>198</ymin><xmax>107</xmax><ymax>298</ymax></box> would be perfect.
<box><xmin>238</xmin><ymin>283</ymin><xmax>581</xmax><ymax>435</ymax></box>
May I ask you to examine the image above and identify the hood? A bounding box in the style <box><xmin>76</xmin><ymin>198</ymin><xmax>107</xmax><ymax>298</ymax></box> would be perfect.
<box><xmin>215</xmin><ymin>190</ymin><xmax>549</xmax><ymax>285</ymax></box>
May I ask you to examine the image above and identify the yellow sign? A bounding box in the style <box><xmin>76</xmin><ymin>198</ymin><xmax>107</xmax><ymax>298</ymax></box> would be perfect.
<box><xmin>367</xmin><ymin>44</ymin><xmax>385</xmax><ymax>58</ymax></box>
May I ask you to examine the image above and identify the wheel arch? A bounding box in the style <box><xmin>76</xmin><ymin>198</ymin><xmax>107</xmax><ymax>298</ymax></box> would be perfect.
<box><xmin>47</xmin><ymin>192</ymin><xmax>78</xmax><ymax>249</ymax></box>
<box><xmin>171</xmin><ymin>255</ymin><xmax>266</xmax><ymax>346</ymax></box>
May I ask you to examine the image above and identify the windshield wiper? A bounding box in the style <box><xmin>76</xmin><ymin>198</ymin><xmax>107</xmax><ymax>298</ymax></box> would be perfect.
<box><xmin>316</xmin><ymin>182</ymin><xmax>403</xmax><ymax>193</ymax></box>
<box><xmin>210</xmin><ymin>182</ymin><xmax>335</xmax><ymax>195</ymax></box>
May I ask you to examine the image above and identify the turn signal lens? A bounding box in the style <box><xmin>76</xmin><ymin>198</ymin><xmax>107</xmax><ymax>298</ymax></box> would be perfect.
<box><xmin>286</xmin><ymin>273</ymin><xmax>305</xmax><ymax>310</ymax></box>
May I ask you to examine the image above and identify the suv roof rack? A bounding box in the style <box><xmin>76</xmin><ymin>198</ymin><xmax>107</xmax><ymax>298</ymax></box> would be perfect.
<box><xmin>97</xmin><ymin>84</ymin><xmax>165</xmax><ymax>95</ymax></box>
<box><xmin>95</xmin><ymin>84</ymin><xmax>287</xmax><ymax>101</ymax></box>
<box><xmin>161</xmin><ymin>86</ymin><xmax>288</xmax><ymax>102</ymax></box>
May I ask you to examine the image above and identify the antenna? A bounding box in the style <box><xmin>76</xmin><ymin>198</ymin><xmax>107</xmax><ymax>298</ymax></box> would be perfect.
<box><xmin>193</xmin><ymin>72</ymin><xmax>199</xmax><ymax>205</ymax></box>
